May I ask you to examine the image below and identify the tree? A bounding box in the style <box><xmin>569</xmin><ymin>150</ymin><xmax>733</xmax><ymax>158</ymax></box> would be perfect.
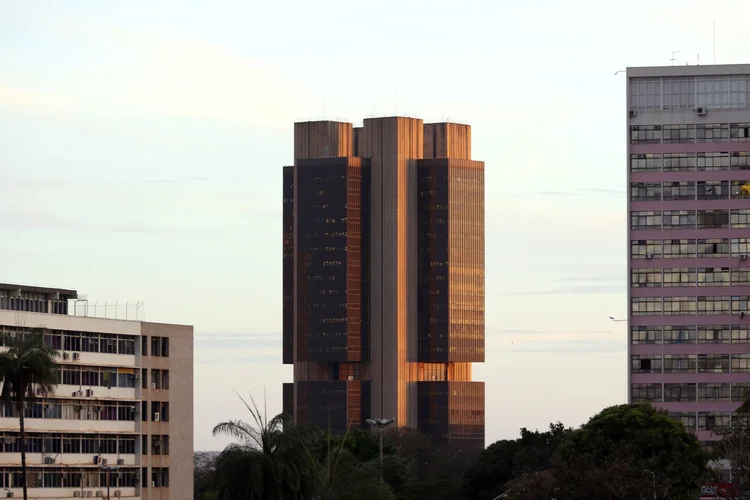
<box><xmin>0</xmin><ymin>330</ymin><xmax>59</xmax><ymax>500</ymax></box>
<box><xmin>394</xmin><ymin>428</ymin><xmax>476</xmax><ymax>500</ymax></box>
<box><xmin>311</xmin><ymin>427</ymin><xmax>407</xmax><ymax>499</ymax></box>
<box><xmin>715</xmin><ymin>395</ymin><xmax>750</xmax><ymax>495</ymax></box>
<box><xmin>555</xmin><ymin>404</ymin><xmax>713</xmax><ymax>499</ymax></box>
<box><xmin>213</xmin><ymin>393</ymin><xmax>318</xmax><ymax>500</ymax></box>
<box><xmin>460</xmin><ymin>422</ymin><xmax>571</xmax><ymax>500</ymax></box>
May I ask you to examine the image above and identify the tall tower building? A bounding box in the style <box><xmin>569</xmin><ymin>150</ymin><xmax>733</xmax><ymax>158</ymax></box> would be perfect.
<box><xmin>283</xmin><ymin>117</ymin><xmax>485</xmax><ymax>449</ymax></box>
<box><xmin>627</xmin><ymin>64</ymin><xmax>750</xmax><ymax>447</ymax></box>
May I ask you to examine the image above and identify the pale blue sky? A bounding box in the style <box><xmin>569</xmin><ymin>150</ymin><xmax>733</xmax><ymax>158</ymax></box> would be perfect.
<box><xmin>1</xmin><ymin>0</ymin><xmax>749</xmax><ymax>450</ymax></box>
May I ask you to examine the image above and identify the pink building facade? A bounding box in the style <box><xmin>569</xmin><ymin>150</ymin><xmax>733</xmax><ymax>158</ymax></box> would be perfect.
<box><xmin>628</xmin><ymin>63</ymin><xmax>750</xmax><ymax>446</ymax></box>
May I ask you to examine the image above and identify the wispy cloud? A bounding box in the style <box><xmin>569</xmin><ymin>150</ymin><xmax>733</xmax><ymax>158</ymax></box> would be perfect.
<box><xmin>501</xmin><ymin>339</ymin><xmax>626</xmax><ymax>353</ymax></box>
<box><xmin>553</xmin><ymin>275</ymin><xmax>625</xmax><ymax>283</ymax></box>
<box><xmin>494</xmin><ymin>285</ymin><xmax>624</xmax><ymax>296</ymax></box>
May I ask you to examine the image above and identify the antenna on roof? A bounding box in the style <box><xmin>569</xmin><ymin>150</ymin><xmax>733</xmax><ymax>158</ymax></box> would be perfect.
<box><xmin>670</xmin><ymin>50</ymin><xmax>680</xmax><ymax>66</ymax></box>
<box><xmin>713</xmin><ymin>19</ymin><xmax>716</xmax><ymax>64</ymax></box>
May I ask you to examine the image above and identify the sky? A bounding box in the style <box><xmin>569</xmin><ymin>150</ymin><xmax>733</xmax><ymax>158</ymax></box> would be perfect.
<box><xmin>1</xmin><ymin>0</ymin><xmax>749</xmax><ymax>450</ymax></box>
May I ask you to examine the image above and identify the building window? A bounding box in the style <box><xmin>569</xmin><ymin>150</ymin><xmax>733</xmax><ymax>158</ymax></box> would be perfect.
<box><xmin>663</xmin><ymin>239</ymin><xmax>696</xmax><ymax>259</ymax></box>
<box><xmin>631</xmin><ymin>211</ymin><xmax>662</xmax><ymax>230</ymax></box>
<box><xmin>697</xmin><ymin>209</ymin><xmax>729</xmax><ymax>229</ymax></box>
<box><xmin>631</xmin><ymin>297</ymin><xmax>662</xmax><ymax>316</ymax></box>
<box><xmin>664</xmin><ymin>296</ymin><xmax>696</xmax><ymax>315</ymax></box>
<box><xmin>631</xmin><ymin>182</ymin><xmax>662</xmax><ymax>201</ymax></box>
<box><xmin>630</xmin><ymin>154</ymin><xmax>662</xmax><ymax>172</ymax></box>
<box><xmin>631</xmin><ymin>326</ymin><xmax>662</xmax><ymax>344</ymax></box>
<box><xmin>730</xmin><ymin>152</ymin><xmax>750</xmax><ymax>170</ymax></box>
<box><xmin>698</xmin><ymin>411</ymin><xmax>731</xmax><ymax>431</ymax></box>
<box><xmin>697</xmin><ymin>267</ymin><xmax>730</xmax><ymax>286</ymax></box>
<box><xmin>664</xmin><ymin>383</ymin><xmax>696</xmax><ymax>402</ymax></box>
<box><xmin>663</xmin><ymin>210</ymin><xmax>696</xmax><ymax>230</ymax></box>
<box><xmin>697</xmin><ymin>125</ymin><xmax>730</xmax><ymax>144</ymax></box>
<box><xmin>663</xmin><ymin>181</ymin><xmax>696</xmax><ymax>201</ymax></box>
<box><xmin>663</xmin><ymin>153</ymin><xmax>696</xmax><ymax>172</ymax></box>
<box><xmin>732</xmin><ymin>382</ymin><xmax>750</xmax><ymax>401</ymax></box>
<box><xmin>732</xmin><ymin>268</ymin><xmax>750</xmax><ymax>286</ymax></box>
<box><xmin>630</xmin><ymin>125</ymin><xmax>662</xmax><ymax>144</ymax></box>
<box><xmin>732</xmin><ymin>325</ymin><xmax>750</xmax><ymax>343</ymax></box>
<box><xmin>631</xmin><ymin>355</ymin><xmax>662</xmax><ymax>373</ymax></box>
<box><xmin>698</xmin><ymin>354</ymin><xmax>730</xmax><ymax>373</ymax></box>
<box><xmin>732</xmin><ymin>354</ymin><xmax>750</xmax><ymax>373</ymax></box>
<box><xmin>631</xmin><ymin>240</ymin><xmax>662</xmax><ymax>259</ymax></box>
<box><xmin>663</xmin><ymin>124</ymin><xmax>696</xmax><ymax>143</ymax></box>
<box><xmin>670</xmin><ymin>412</ymin><xmax>697</xmax><ymax>431</ymax></box>
<box><xmin>732</xmin><ymin>295</ymin><xmax>750</xmax><ymax>314</ymax></box>
<box><xmin>696</xmin><ymin>75</ymin><xmax>748</xmax><ymax>109</ymax></box>
<box><xmin>141</xmin><ymin>336</ymin><xmax>148</xmax><ymax>356</ymax></box>
<box><xmin>631</xmin><ymin>268</ymin><xmax>662</xmax><ymax>288</ymax></box>
<box><xmin>698</xmin><ymin>239</ymin><xmax>730</xmax><ymax>258</ymax></box>
<box><xmin>697</xmin><ymin>296</ymin><xmax>731</xmax><ymax>315</ymax></box>
<box><xmin>663</xmin><ymin>77</ymin><xmax>696</xmax><ymax>109</ymax></box>
<box><xmin>664</xmin><ymin>355</ymin><xmax>697</xmax><ymax>373</ymax></box>
<box><xmin>731</xmin><ymin>180</ymin><xmax>750</xmax><ymax>199</ymax></box>
<box><xmin>730</xmin><ymin>123</ymin><xmax>750</xmax><ymax>142</ymax></box>
<box><xmin>631</xmin><ymin>383</ymin><xmax>662</xmax><ymax>402</ymax></box>
<box><xmin>698</xmin><ymin>383</ymin><xmax>731</xmax><ymax>402</ymax></box>
<box><xmin>731</xmin><ymin>209</ymin><xmax>750</xmax><ymax>228</ymax></box>
<box><xmin>664</xmin><ymin>325</ymin><xmax>697</xmax><ymax>344</ymax></box>
<box><xmin>698</xmin><ymin>180</ymin><xmax>730</xmax><ymax>200</ymax></box>
<box><xmin>698</xmin><ymin>325</ymin><xmax>731</xmax><ymax>344</ymax></box>
<box><xmin>663</xmin><ymin>268</ymin><xmax>695</xmax><ymax>287</ymax></box>
<box><xmin>142</xmin><ymin>435</ymin><xmax>148</xmax><ymax>455</ymax></box>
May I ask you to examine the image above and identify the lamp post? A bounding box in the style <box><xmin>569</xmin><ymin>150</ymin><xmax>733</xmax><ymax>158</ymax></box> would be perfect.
<box><xmin>99</xmin><ymin>463</ymin><xmax>120</xmax><ymax>500</ymax></box>
<box><xmin>365</xmin><ymin>417</ymin><xmax>395</xmax><ymax>494</ymax></box>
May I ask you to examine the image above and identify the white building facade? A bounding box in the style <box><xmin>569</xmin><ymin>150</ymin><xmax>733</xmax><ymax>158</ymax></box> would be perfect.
<box><xmin>0</xmin><ymin>283</ymin><xmax>193</xmax><ymax>499</ymax></box>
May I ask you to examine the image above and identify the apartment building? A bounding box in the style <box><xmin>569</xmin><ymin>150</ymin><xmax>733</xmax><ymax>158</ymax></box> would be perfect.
<box><xmin>627</xmin><ymin>64</ymin><xmax>750</xmax><ymax>446</ymax></box>
<box><xmin>0</xmin><ymin>282</ymin><xmax>193</xmax><ymax>499</ymax></box>
<box><xmin>283</xmin><ymin>118</ymin><xmax>485</xmax><ymax>449</ymax></box>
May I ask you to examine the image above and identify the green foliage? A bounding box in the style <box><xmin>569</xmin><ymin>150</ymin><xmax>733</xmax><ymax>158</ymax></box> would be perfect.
<box><xmin>212</xmin><ymin>393</ymin><xmax>318</xmax><ymax>500</ymax></box>
<box><xmin>207</xmin><ymin>400</ymin><xmax>715</xmax><ymax>500</ymax></box>
<box><xmin>460</xmin><ymin>422</ymin><xmax>570</xmax><ymax>500</ymax></box>
<box><xmin>554</xmin><ymin>404</ymin><xmax>712</xmax><ymax>499</ymax></box>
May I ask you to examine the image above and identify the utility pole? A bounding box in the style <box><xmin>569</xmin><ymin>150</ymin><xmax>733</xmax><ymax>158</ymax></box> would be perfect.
<box><xmin>365</xmin><ymin>418</ymin><xmax>395</xmax><ymax>498</ymax></box>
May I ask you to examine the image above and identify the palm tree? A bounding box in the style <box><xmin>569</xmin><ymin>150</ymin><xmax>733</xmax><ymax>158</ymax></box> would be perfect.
<box><xmin>0</xmin><ymin>329</ymin><xmax>59</xmax><ymax>500</ymax></box>
<box><xmin>213</xmin><ymin>393</ymin><xmax>318</xmax><ymax>500</ymax></box>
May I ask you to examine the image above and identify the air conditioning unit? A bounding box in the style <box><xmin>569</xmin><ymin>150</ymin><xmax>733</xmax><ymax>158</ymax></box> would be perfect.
<box><xmin>86</xmin><ymin>389</ymin><xmax>94</xmax><ymax>397</ymax></box>
<box><xmin>697</xmin><ymin>106</ymin><xmax>708</xmax><ymax>116</ymax></box>
<box><xmin>154</xmin><ymin>412</ymin><xmax>160</xmax><ymax>422</ymax></box>
<box><xmin>117</xmin><ymin>458</ymin><xmax>124</xmax><ymax>465</ymax></box>
<box><xmin>63</xmin><ymin>352</ymin><xmax>70</xmax><ymax>360</ymax></box>
<box><xmin>96</xmin><ymin>492</ymin><xmax>103</xmax><ymax>498</ymax></box>
<box><xmin>93</xmin><ymin>455</ymin><xmax>99</xmax><ymax>464</ymax></box>
<box><xmin>741</xmin><ymin>255</ymin><xmax>748</xmax><ymax>260</ymax></box>
<box><xmin>73</xmin><ymin>352</ymin><xmax>80</xmax><ymax>360</ymax></box>
<box><xmin>629</xmin><ymin>110</ymin><xmax>637</xmax><ymax>118</ymax></box>
<box><xmin>35</xmin><ymin>388</ymin><xmax>43</xmax><ymax>396</ymax></box>
<box><xmin>114</xmin><ymin>491</ymin><xmax>122</xmax><ymax>498</ymax></box>
<box><xmin>151</xmin><ymin>481</ymin><xmax>156</xmax><ymax>488</ymax></box>
<box><xmin>100</xmin><ymin>458</ymin><xmax>108</xmax><ymax>465</ymax></box>
<box><xmin>73</xmin><ymin>492</ymin><xmax>81</xmax><ymax>498</ymax></box>
<box><xmin>151</xmin><ymin>383</ymin><xmax>156</xmax><ymax>389</ymax></box>
<box><xmin>6</xmin><ymin>492</ymin><xmax>14</xmax><ymax>498</ymax></box>
<box><xmin>43</xmin><ymin>456</ymin><xmax>55</xmax><ymax>464</ymax></box>
<box><xmin>86</xmin><ymin>492</ymin><xmax>93</xmax><ymax>498</ymax></box>
<box><xmin>135</xmin><ymin>372</ymin><xmax>140</xmax><ymax>380</ymax></box>
<box><xmin>646</xmin><ymin>254</ymin><xmax>654</xmax><ymax>259</ymax></box>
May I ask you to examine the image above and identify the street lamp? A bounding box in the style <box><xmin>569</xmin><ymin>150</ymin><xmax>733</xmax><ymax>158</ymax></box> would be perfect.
<box><xmin>609</xmin><ymin>316</ymin><xmax>627</xmax><ymax>322</ymax></box>
<box><xmin>365</xmin><ymin>418</ymin><xmax>395</xmax><ymax>491</ymax></box>
<box><xmin>99</xmin><ymin>462</ymin><xmax>120</xmax><ymax>500</ymax></box>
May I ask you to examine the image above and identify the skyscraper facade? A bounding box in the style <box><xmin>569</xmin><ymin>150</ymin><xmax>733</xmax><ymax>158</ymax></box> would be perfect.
<box><xmin>283</xmin><ymin>117</ymin><xmax>485</xmax><ymax>449</ymax></box>
<box><xmin>627</xmin><ymin>63</ymin><xmax>750</xmax><ymax>447</ymax></box>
